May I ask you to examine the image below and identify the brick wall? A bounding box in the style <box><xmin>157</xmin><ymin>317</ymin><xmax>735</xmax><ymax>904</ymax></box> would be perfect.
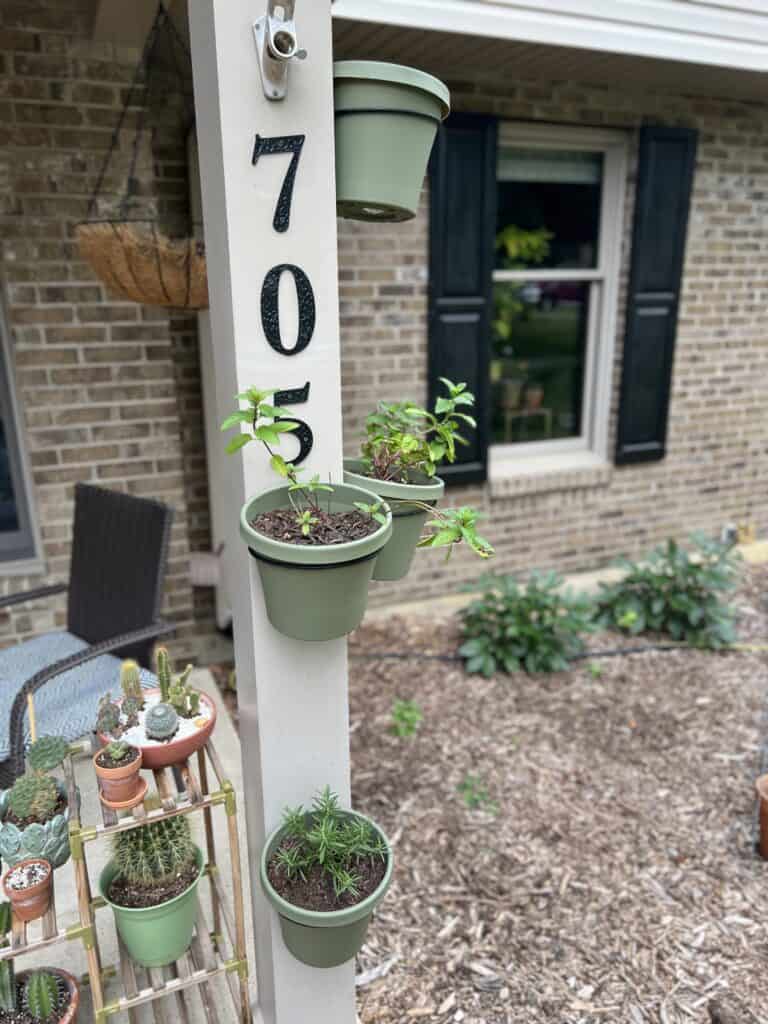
<box><xmin>0</xmin><ymin>0</ymin><xmax>215</xmax><ymax>660</ymax></box>
<box><xmin>338</xmin><ymin>73</ymin><xmax>768</xmax><ymax>603</ymax></box>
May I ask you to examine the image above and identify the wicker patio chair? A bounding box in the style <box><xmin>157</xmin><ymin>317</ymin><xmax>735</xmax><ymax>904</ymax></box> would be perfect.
<box><xmin>0</xmin><ymin>483</ymin><xmax>175</xmax><ymax>787</ymax></box>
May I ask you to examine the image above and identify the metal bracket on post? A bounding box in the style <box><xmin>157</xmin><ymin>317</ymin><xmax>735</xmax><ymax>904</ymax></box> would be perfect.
<box><xmin>254</xmin><ymin>0</ymin><xmax>307</xmax><ymax>101</ymax></box>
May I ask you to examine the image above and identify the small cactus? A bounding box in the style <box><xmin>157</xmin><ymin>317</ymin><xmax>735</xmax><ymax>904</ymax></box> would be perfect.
<box><xmin>113</xmin><ymin>815</ymin><xmax>196</xmax><ymax>888</ymax></box>
<box><xmin>121</xmin><ymin>696</ymin><xmax>141</xmax><ymax>728</ymax></box>
<box><xmin>7</xmin><ymin>771</ymin><xmax>59</xmax><ymax>823</ymax></box>
<box><xmin>145</xmin><ymin>702</ymin><xmax>178</xmax><ymax>741</ymax></box>
<box><xmin>156</xmin><ymin>647</ymin><xmax>172</xmax><ymax>703</ymax></box>
<box><xmin>27</xmin><ymin>735</ymin><xmax>68</xmax><ymax>773</ymax></box>
<box><xmin>120</xmin><ymin>659</ymin><xmax>144</xmax><ymax>708</ymax></box>
<box><xmin>0</xmin><ymin>902</ymin><xmax>15</xmax><ymax>1012</ymax></box>
<box><xmin>23</xmin><ymin>971</ymin><xmax>60</xmax><ymax>1023</ymax></box>
<box><xmin>104</xmin><ymin>740</ymin><xmax>131</xmax><ymax>763</ymax></box>
<box><xmin>96</xmin><ymin>694</ymin><xmax>122</xmax><ymax>737</ymax></box>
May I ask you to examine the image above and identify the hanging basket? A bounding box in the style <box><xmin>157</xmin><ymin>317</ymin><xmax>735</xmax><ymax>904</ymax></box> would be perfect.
<box><xmin>77</xmin><ymin>222</ymin><xmax>208</xmax><ymax>310</ymax></box>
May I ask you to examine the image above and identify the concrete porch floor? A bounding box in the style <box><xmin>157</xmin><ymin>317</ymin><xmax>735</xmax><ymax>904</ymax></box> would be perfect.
<box><xmin>16</xmin><ymin>669</ymin><xmax>257</xmax><ymax>1023</ymax></box>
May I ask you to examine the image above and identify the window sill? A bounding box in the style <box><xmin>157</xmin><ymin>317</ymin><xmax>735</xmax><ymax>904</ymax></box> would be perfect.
<box><xmin>489</xmin><ymin>450</ymin><xmax>612</xmax><ymax>499</ymax></box>
<box><xmin>0</xmin><ymin>557</ymin><xmax>47</xmax><ymax>579</ymax></box>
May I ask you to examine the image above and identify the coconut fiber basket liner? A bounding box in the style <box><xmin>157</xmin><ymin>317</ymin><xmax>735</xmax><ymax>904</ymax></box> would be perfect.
<box><xmin>77</xmin><ymin>221</ymin><xmax>208</xmax><ymax>310</ymax></box>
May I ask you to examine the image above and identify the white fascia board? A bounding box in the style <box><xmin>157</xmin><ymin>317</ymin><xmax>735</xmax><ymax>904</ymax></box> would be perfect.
<box><xmin>331</xmin><ymin>0</ymin><xmax>768</xmax><ymax>72</ymax></box>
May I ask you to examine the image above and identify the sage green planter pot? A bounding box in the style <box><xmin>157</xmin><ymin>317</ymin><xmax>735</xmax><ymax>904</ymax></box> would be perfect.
<box><xmin>334</xmin><ymin>61</ymin><xmax>450</xmax><ymax>222</ymax></box>
<box><xmin>240</xmin><ymin>483</ymin><xmax>392</xmax><ymax>642</ymax></box>
<box><xmin>99</xmin><ymin>846</ymin><xmax>204</xmax><ymax>968</ymax></box>
<box><xmin>344</xmin><ymin>460</ymin><xmax>445</xmax><ymax>581</ymax></box>
<box><xmin>260</xmin><ymin>811</ymin><xmax>393</xmax><ymax>969</ymax></box>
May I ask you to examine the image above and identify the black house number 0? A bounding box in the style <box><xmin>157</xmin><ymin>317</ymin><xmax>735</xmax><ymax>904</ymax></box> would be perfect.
<box><xmin>252</xmin><ymin>133</ymin><xmax>316</xmax><ymax>463</ymax></box>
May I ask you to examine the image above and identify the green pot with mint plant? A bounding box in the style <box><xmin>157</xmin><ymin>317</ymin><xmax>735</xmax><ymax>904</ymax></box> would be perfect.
<box><xmin>99</xmin><ymin>815</ymin><xmax>203</xmax><ymax>968</ymax></box>
<box><xmin>344</xmin><ymin>378</ymin><xmax>494</xmax><ymax>580</ymax></box>
<box><xmin>0</xmin><ymin>736</ymin><xmax>73</xmax><ymax>870</ymax></box>
<box><xmin>223</xmin><ymin>388</ymin><xmax>393</xmax><ymax>642</ymax></box>
<box><xmin>260</xmin><ymin>787</ymin><xmax>392</xmax><ymax>968</ymax></box>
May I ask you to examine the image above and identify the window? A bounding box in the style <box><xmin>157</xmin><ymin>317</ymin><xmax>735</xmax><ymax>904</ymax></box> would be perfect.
<box><xmin>0</xmin><ymin>297</ymin><xmax>40</xmax><ymax>567</ymax></box>
<box><xmin>490</xmin><ymin>124</ymin><xmax>627</xmax><ymax>473</ymax></box>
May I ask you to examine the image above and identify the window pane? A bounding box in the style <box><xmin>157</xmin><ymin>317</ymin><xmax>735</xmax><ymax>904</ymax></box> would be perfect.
<box><xmin>0</xmin><ymin>417</ymin><xmax>20</xmax><ymax>533</ymax></box>
<box><xmin>490</xmin><ymin>280</ymin><xmax>590</xmax><ymax>444</ymax></box>
<box><xmin>496</xmin><ymin>147</ymin><xmax>603</xmax><ymax>270</ymax></box>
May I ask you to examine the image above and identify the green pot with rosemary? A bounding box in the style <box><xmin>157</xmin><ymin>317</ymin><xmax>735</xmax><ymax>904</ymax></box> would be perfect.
<box><xmin>99</xmin><ymin>816</ymin><xmax>203</xmax><ymax>968</ymax></box>
<box><xmin>260</xmin><ymin>787</ymin><xmax>392</xmax><ymax>968</ymax></box>
<box><xmin>223</xmin><ymin>388</ymin><xmax>393</xmax><ymax>642</ymax></box>
<box><xmin>344</xmin><ymin>379</ymin><xmax>494</xmax><ymax>580</ymax></box>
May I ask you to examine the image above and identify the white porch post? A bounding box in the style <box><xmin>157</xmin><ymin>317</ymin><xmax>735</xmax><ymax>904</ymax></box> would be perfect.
<box><xmin>188</xmin><ymin>4</ymin><xmax>354</xmax><ymax>1023</ymax></box>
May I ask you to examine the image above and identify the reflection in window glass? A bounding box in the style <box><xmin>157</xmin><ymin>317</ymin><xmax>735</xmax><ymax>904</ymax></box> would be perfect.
<box><xmin>0</xmin><ymin>417</ymin><xmax>19</xmax><ymax>533</ymax></box>
<box><xmin>491</xmin><ymin>281</ymin><xmax>590</xmax><ymax>444</ymax></box>
<box><xmin>495</xmin><ymin>147</ymin><xmax>603</xmax><ymax>270</ymax></box>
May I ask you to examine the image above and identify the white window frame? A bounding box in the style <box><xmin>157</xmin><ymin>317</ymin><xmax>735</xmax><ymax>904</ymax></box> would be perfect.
<box><xmin>490</xmin><ymin>122</ymin><xmax>628</xmax><ymax>481</ymax></box>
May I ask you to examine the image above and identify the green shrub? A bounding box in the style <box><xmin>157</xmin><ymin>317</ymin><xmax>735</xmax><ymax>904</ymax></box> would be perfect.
<box><xmin>390</xmin><ymin>699</ymin><xmax>423</xmax><ymax>739</ymax></box>
<box><xmin>459</xmin><ymin>571</ymin><xmax>595</xmax><ymax>676</ymax></box>
<box><xmin>597</xmin><ymin>535</ymin><xmax>739</xmax><ymax>648</ymax></box>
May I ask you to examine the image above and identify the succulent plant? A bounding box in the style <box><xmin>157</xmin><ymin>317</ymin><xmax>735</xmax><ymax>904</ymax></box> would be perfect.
<box><xmin>23</xmin><ymin>971</ymin><xmax>60</xmax><ymax>1023</ymax></box>
<box><xmin>144</xmin><ymin>703</ymin><xmax>178</xmax><ymax>741</ymax></box>
<box><xmin>7</xmin><ymin>771</ymin><xmax>59</xmax><ymax>823</ymax></box>
<box><xmin>27</xmin><ymin>735</ymin><xmax>68</xmax><ymax>774</ymax></box>
<box><xmin>156</xmin><ymin>647</ymin><xmax>172</xmax><ymax>703</ymax></box>
<box><xmin>0</xmin><ymin>902</ymin><xmax>15</xmax><ymax>1012</ymax></box>
<box><xmin>121</xmin><ymin>696</ymin><xmax>141</xmax><ymax>729</ymax></box>
<box><xmin>113</xmin><ymin>815</ymin><xmax>196</xmax><ymax>888</ymax></box>
<box><xmin>96</xmin><ymin>694</ymin><xmax>122</xmax><ymax>737</ymax></box>
<box><xmin>120</xmin><ymin>659</ymin><xmax>144</xmax><ymax>708</ymax></box>
<box><xmin>104</xmin><ymin>741</ymin><xmax>131</xmax><ymax>762</ymax></box>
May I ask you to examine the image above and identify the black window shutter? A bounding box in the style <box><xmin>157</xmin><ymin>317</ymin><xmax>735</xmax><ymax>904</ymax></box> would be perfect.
<box><xmin>428</xmin><ymin>114</ymin><xmax>497</xmax><ymax>485</ymax></box>
<box><xmin>616</xmin><ymin>124</ymin><xmax>698</xmax><ymax>465</ymax></box>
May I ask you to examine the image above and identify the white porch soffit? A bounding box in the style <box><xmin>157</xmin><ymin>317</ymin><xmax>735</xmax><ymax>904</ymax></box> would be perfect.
<box><xmin>331</xmin><ymin>0</ymin><xmax>768</xmax><ymax>74</ymax></box>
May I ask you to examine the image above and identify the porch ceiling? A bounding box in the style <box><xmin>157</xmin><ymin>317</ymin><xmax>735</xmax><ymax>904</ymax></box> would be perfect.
<box><xmin>332</xmin><ymin>19</ymin><xmax>768</xmax><ymax>103</ymax></box>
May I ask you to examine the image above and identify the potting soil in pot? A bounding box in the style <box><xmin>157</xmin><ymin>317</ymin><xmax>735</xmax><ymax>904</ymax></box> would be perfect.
<box><xmin>111</xmin><ymin>691</ymin><xmax>212</xmax><ymax>748</ymax></box>
<box><xmin>266</xmin><ymin>838</ymin><xmax>388</xmax><ymax>913</ymax></box>
<box><xmin>0</xmin><ymin>976</ymin><xmax>69</xmax><ymax>1024</ymax></box>
<box><xmin>251</xmin><ymin>507</ymin><xmax>378</xmax><ymax>546</ymax></box>
<box><xmin>4</xmin><ymin>861</ymin><xmax>49</xmax><ymax>892</ymax></box>
<box><xmin>96</xmin><ymin>746</ymin><xmax>140</xmax><ymax>770</ymax></box>
<box><xmin>107</xmin><ymin>860</ymin><xmax>199</xmax><ymax>910</ymax></box>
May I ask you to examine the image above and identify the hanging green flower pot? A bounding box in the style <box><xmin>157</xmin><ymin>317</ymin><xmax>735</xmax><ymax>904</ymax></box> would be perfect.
<box><xmin>334</xmin><ymin>61</ymin><xmax>450</xmax><ymax>222</ymax></box>
<box><xmin>99</xmin><ymin>846</ymin><xmax>204</xmax><ymax>968</ymax></box>
<box><xmin>260</xmin><ymin>810</ymin><xmax>393</xmax><ymax>969</ymax></box>
<box><xmin>240</xmin><ymin>483</ymin><xmax>392</xmax><ymax>642</ymax></box>
<box><xmin>343</xmin><ymin>460</ymin><xmax>445</xmax><ymax>581</ymax></box>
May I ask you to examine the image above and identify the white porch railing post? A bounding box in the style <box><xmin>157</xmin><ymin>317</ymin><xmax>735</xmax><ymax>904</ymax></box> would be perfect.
<box><xmin>188</xmin><ymin>4</ymin><xmax>355</xmax><ymax>1023</ymax></box>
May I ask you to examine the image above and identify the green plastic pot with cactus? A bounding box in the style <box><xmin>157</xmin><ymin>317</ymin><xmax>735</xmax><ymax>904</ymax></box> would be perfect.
<box><xmin>222</xmin><ymin>388</ymin><xmax>393</xmax><ymax>642</ymax></box>
<box><xmin>0</xmin><ymin>903</ymin><xmax>80</xmax><ymax>1023</ymax></box>
<box><xmin>344</xmin><ymin>378</ymin><xmax>494</xmax><ymax>580</ymax></box>
<box><xmin>261</xmin><ymin>787</ymin><xmax>392</xmax><ymax>968</ymax></box>
<box><xmin>99</xmin><ymin>815</ymin><xmax>203</xmax><ymax>968</ymax></box>
<box><xmin>334</xmin><ymin>61</ymin><xmax>450</xmax><ymax>222</ymax></box>
<box><xmin>0</xmin><ymin>735</ymin><xmax>73</xmax><ymax>870</ymax></box>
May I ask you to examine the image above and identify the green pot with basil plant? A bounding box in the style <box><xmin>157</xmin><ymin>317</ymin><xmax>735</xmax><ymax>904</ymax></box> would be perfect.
<box><xmin>344</xmin><ymin>379</ymin><xmax>494</xmax><ymax>581</ymax></box>
<box><xmin>222</xmin><ymin>389</ymin><xmax>393</xmax><ymax>642</ymax></box>
<box><xmin>260</xmin><ymin>787</ymin><xmax>393</xmax><ymax>968</ymax></box>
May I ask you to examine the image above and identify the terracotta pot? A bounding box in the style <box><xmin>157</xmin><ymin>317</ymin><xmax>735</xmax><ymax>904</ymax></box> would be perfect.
<box><xmin>98</xmin><ymin>689</ymin><xmax>217</xmax><ymax>771</ymax></box>
<box><xmin>18</xmin><ymin>969</ymin><xmax>79</xmax><ymax>1024</ymax></box>
<box><xmin>756</xmin><ymin>775</ymin><xmax>768</xmax><ymax>859</ymax></box>
<box><xmin>94</xmin><ymin>746</ymin><xmax>145</xmax><ymax>810</ymax></box>
<box><xmin>2</xmin><ymin>858</ymin><xmax>53</xmax><ymax>923</ymax></box>
<box><xmin>525</xmin><ymin>386</ymin><xmax>544</xmax><ymax>411</ymax></box>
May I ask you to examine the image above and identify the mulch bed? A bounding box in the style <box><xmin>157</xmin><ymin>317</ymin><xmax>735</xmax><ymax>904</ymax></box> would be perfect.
<box><xmin>251</xmin><ymin>508</ymin><xmax>377</xmax><ymax>546</ymax></box>
<box><xmin>107</xmin><ymin>863</ymin><xmax>199</xmax><ymax>909</ymax></box>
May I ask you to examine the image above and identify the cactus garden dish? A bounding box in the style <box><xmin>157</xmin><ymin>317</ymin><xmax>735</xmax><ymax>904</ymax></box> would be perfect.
<box><xmin>0</xmin><ymin>736</ymin><xmax>73</xmax><ymax>870</ymax></box>
<box><xmin>96</xmin><ymin>651</ymin><xmax>216</xmax><ymax>771</ymax></box>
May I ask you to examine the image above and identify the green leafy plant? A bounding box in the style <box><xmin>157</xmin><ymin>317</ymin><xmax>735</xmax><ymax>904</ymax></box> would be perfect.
<box><xmin>417</xmin><ymin>506</ymin><xmax>493</xmax><ymax>560</ymax></box>
<box><xmin>120</xmin><ymin>659</ymin><xmax>144</xmax><ymax>709</ymax></box>
<box><xmin>7</xmin><ymin>772</ymin><xmax>59</xmax><ymax>823</ymax></box>
<box><xmin>361</xmin><ymin>378</ymin><xmax>477</xmax><ymax>483</ymax></box>
<box><xmin>353</xmin><ymin>501</ymin><xmax>388</xmax><ymax>528</ymax></box>
<box><xmin>457</xmin><ymin>773</ymin><xmax>499</xmax><ymax>815</ymax></box>
<box><xmin>23</xmin><ymin>971</ymin><xmax>60</xmax><ymax>1023</ymax></box>
<box><xmin>0</xmin><ymin>902</ymin><xmax>15</xmax><ymax>1012</ymax></box>
<box><xmin>113</xmin><ymin>815</ymin><xmax>196</xmax><ymax>889</ymax></box>
<box><xmin>459</xmin><ymin>571</ymin><xmax>596</xmax><ymax>676</ymax></box>
<box><xmin>144</xmin><ymin>703</ymin><xmax>179</xmax><ymax>741</ymax></box>
<box><xmin>587</xmin><ymin>661</ymin><xmax>604</xmax><ymax>679</ymax></box>
<box><xmin>597</xmin><ymin>534</ymin><xmax>740</xmax><ymax>648</ymax></box>
<box><xmin>390</xmin><ymin>699</ymin><xmax>423</xmax><ymax>739</ymax></box>
<box><xmin>27</xmin><ymin>736</ymin><xmax>68</xmax><ymax>774</ymax></box>
<box><xmin>96</xmin><ymin>694</ymin><xmax>122</xmax><ymax>737</ymax></box>
<box><xmin>274</xmin><ymin>787</ymin><xmax>387</xmax><ymax>900</ymax></box>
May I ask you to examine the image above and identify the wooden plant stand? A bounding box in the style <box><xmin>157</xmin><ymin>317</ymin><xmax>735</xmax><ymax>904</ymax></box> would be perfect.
<box><xmin>1</xmin><ymin>740</ymin><xmax>252</xmax><ymax>1024</ymax></box>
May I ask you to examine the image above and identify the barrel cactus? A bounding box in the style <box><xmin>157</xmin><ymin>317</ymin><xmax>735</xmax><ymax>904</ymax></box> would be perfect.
<box><xmin>7</xmin><ymin>772</ymin><xmax>58</xmax><ymax>823</ymax></box>
<box><xmin>113</xmin><ymin>815</ymin><xmax>196</xmax><ymax>887</ymax></box>
<box><xmin>120</xmin><ymin>659</ymin><xmax>144</xmax><ymax>707</ymax></box>
<box><xmin>27</xmin><ymin>735</ymin><xmax>68</xmax><ymax>773</ymax></box>
<box><xmin>23</xmin><ymin>971</ymin><xmax>60</xmax><ymax>1022</ymax></box>
<box><xmin>145</xmin><ymin>703</ymin><xmax>179</xmax><ymax>741</ymax></box>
